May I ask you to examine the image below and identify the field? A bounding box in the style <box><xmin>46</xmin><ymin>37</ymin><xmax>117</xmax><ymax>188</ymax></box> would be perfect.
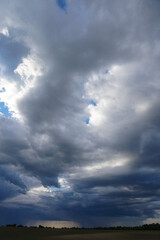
<box><xmin>0</xmin><ymin>227</ymin><xmax>160</xmax><ymax>240</ymax></box>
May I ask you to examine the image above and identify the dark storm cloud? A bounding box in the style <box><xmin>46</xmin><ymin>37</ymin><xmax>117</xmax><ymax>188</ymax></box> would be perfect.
<box><xmin>28</xmin><ymin>186</ymin><xmax>157</xmax><ymax>227</ymax></box>
<box><xmin>0</xmin><ymin>0</ymin><xmax>160</xmax><ymax>227</ymax></box>
<box><xmin>0</xmin><ymin>204</ymin><xmax>52</xmax><ymax>225</ymax></box>
<box><xmin>0</xmin><ymin>165</ymin><xmax>26</xmax><ymax>201</ymax></box>
<box><xmin>0</xmin><ymin>166</ymin><xmax>26</xmax><ymax>189</ymax></box>
<box><xmin>0</xmin><ymin>117</ymin><xmax>29</xmax><ymax>164</ymax></box>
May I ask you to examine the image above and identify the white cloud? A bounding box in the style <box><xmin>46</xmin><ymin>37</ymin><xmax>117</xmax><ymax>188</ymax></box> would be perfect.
<box><xmin>0</xmin><ymin>27</ymin><xmax>9</xmax><ymax>37</ymax></box>
<box><xmin>0</xmin><ymin>54</ymin><xmax>43</xmax><ymax>119</ymax></box>
<box><xmin>135</xmin><ymin>101</ymin><xmax>151</xmax><ymax>114</ymax></box>
<box><xmin>83</xmin><ymin>155</ymin><xmax>130</xmax><ymax>173</ymax></box>
<box><xmin>14</xmin><ymin>54</ymin><xmax>43</xmax><ymax>87</ymax></box>
<box><xmin>58</xmin><ymin>177</ymin><xmax>71</xmax><ymax>190</ymax></box>
<box><xmin>143</xmin><ymin>218</ymin><xmax>160</xmax><ymax>224</ymax></box>
<box><xmin>3</xmin><ymin>185</ymin><xmax>55</xmax><ymax>205</ymax></box>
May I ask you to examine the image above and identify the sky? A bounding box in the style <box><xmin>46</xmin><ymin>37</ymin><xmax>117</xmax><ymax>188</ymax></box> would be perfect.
<box><xmin>0</xmin><ymin>0</ymin><xmax>160</xmax><ymax>227</ymax></box>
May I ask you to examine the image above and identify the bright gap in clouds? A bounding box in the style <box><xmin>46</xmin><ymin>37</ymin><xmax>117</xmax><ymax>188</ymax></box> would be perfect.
<box><xmin>85</xmin><ymin>117</ymin><xmax>89</xmax><ymax>124</ymax></box>
<box><xmin>0</xmin><ymin>86</ymin><xmax>12</xmax><ymax>117</ymax></box>
<box><xmin>82</xmin><ymin>99</ymin><xmax>97</xmax><ymax>125</ymax></box>
<box><xmin>82</xmin><ymin>116</ymin><xmax>90</xmax><ymax>125</ymax></box>
<box><xmin>90</xmin><ymin>100</ymin><xmax>96</xmax><ymax>106</ymax></box>
<box><xmin>0</xmin><ymin>102</ymin><xmax>11</xmax><ymax>117</ymax></box>
<box><xmin>30</xmin><ymin>221</ymin><xmax>80</xmax><ymax>228</ymax></box>
<box><xmin>48</xmin><ymin>177</ymin><xmax>71</xmax><ymax>192</ymax></box>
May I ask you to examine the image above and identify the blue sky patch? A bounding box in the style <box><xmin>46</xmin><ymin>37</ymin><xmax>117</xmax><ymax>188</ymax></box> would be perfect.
<box><xmin>105</xmin><ymin>69</ymin><xmax>109</xmax><ymax>74</ymax></box>
<box><xmin>48</xmin><ymin>186</ymin><xmax>64</xmax><ymax>192</ymax></box>
<box><xmin>0</xmin><ymin>102</ymin><xmax>11</xmax><ymax>117</ymax></box>
<box><xmin>85</xmin><ymin>99</ymin><xmax>97</xmax><ymax>106</ymax></box>
<box><xmin>84</xmin><ymin>117</ymin><xmax>89</xmax><ymax>125</ymax></box>
<box><xmin>56</xmin><ymin>0</ymin><xmax>67</xmax><ymax>11</ymax></box>
<box><xmin>90</xmin><ymin>100</ymin><xmax>96</xmax><ymax>106</ymax></box>
<box><xmin>0</xmin><ymin>88</ymin><xmax>5</xmax><ymax>93</ymax></box>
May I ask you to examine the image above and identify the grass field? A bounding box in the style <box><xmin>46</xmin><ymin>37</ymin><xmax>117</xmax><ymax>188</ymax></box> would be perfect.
<box><xmin>0</xmin><ymin>227</ymin><xmax>160</xmax><ymax>240</ymax></box>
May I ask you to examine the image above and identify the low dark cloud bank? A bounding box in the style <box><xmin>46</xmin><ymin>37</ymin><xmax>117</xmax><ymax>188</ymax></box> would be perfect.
<box><xmin>0</xmin><ymin>0</ymin><xmax>160</xmax><ymax>227</ymax></box>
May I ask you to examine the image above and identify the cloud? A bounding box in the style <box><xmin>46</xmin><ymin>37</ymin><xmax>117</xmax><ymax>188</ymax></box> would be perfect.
<box><xmin>143</xmin><ymin>218</ymin><xmax>160</xmax><ymax>225</ymax></box>
<box><xmin>0</xmin><ymin>0</ymin><xmax>160</xmax><ymax>227</ymax></box>
<box><xmin>0</xmin><ymin>165</ymin><xmax>26</xmax><ymax>201</ymax></box>
<box><xmin>0</xmin><ymin>27</ymin><xmax>9</xmax><ymax>37</ymax></box>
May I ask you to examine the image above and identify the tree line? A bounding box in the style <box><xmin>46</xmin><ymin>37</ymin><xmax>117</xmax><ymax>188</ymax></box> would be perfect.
<box><xmin>2</xmin><ymin>223</ymin><xmax>160</xmax><ymax>230</ymax></box>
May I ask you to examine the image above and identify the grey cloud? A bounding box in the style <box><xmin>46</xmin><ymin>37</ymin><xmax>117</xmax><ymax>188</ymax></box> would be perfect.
<box><xmin>0</xmin><ymin>166</ymin><xmax>26</xmax><ymax>189</ymax></box>
<box><xmin>0</xmin><ymin>0</ymin><xmax>160</xmax><ymax>227</ymax></box>
<box><xmin>0</xmin><ymin>34</ymin><xmax>29</xmax><ymax>77</ymax></box>
<box><xmin>0</xmin><ymin>165</ymin><xmax>26</xmax><ymax>201</ymax></box>
<box><xmin>0</xmin><ymin>117</ymin><xmax>29</xmax><ymax>164</ymax></box>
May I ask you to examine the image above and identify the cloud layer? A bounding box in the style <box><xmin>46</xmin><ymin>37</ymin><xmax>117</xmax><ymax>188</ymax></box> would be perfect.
<box><xmin>0</xmin><ymin>0</ymin><xmax>160</xmax><ymax>227</ymax></box>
